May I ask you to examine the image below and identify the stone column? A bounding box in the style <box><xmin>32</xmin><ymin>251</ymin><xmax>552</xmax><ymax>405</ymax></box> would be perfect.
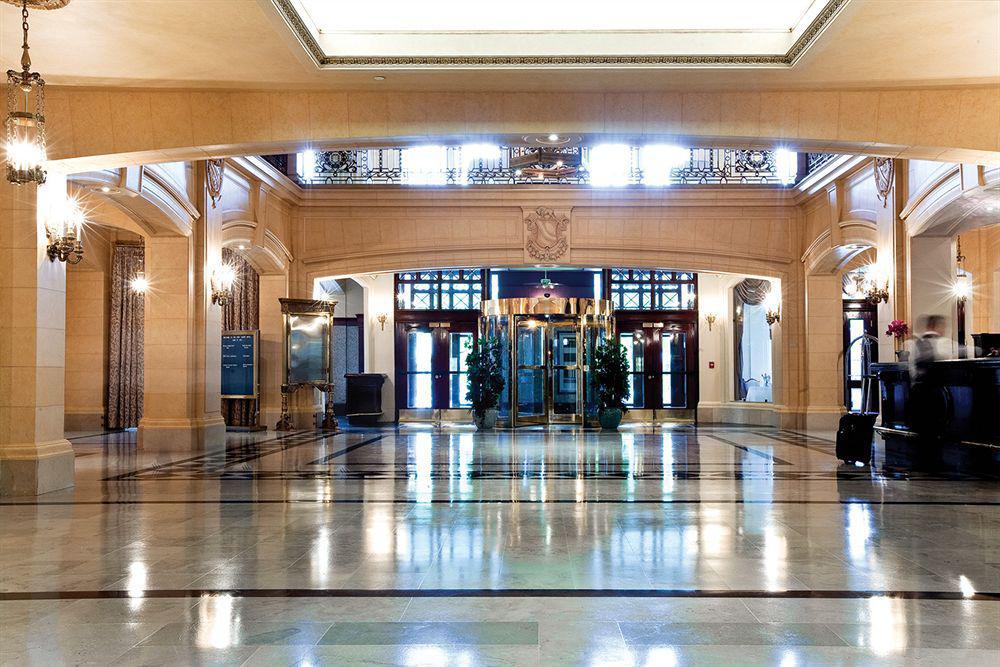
<box><xmin>137</xmin><ymin>233</ymin><xmax>226</xmax><ymax>452</ymax></box>
<box><xmin>0</xmin><ymin>178</ymin><xmax>75</xmax><ymax>495</ymax></box>
<box><xmin>803</xmin><ymin>273</ymin><xmax>846</xmax><ymax>430</ymax></box>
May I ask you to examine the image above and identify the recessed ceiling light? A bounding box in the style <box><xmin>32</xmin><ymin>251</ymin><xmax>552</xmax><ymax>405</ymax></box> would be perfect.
<box><xmin>238</xmin><ymin>244</ymin><xmax>246</xmax><ymax>250</ymax></box>
<box><xmin>373</xmin><ymin>75</ymin><xmax>385</xmax><ymax>81</ymax></box>
<box><xmin>548</xmin><ymin>134</ymin><xmax>559</xmax><ymax>142</ymax></box>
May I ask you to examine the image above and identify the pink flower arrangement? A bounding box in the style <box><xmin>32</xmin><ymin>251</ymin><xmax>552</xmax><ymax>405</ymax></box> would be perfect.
<box><xmin>885</xmin><ymin>320</ymin><xmax>909</xmax><ymax>339</ymax></box>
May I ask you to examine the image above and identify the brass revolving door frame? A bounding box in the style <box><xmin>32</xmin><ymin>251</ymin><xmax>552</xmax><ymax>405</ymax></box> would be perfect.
<box><xmin>480</xmin><ymin>297</ymin><xmax>613</xmax><ymax>428</ymax></box>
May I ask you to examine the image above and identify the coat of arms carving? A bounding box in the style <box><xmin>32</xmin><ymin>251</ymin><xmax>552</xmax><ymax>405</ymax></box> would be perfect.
<box><xmin>524</xmin><ymin>207</ymin><xmax>570</xmax><ymax>262</ymax></box>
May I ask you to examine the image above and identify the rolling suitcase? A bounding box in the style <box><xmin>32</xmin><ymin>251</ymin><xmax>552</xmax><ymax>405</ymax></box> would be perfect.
<box><xmin>836</xmin><ymin>334</ymin><xmax>878</xmax><ymax>465</ymax></box>
<box><xmin>836</xmin><ymin>412</ymin><xmax>877</xmax><ymax>464</ymax></box>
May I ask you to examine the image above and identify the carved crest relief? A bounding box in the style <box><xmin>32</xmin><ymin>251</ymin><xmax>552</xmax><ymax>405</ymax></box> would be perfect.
<box><xmin>524</xmin><ymin>207</ymin><xmax>570</xmax><ymax>262</ymax></box>
<box><xmin>206</xmin><ymin>158</ymin><xmax>225</xmax><ymax>208</ymax></box>
<box><xmin>873</xmin><ymin>157</ymin><xmax>893</xmax><ymax>208</ymax></box>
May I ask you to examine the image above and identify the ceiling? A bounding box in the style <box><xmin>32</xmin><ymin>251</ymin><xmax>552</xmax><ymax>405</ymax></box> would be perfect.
<box><xmin>0</xmin><ymin>0</ymin><xmax>996</xmax><ymax>91</ymax></box>
<box><xmin>287</xmin><ymin>0</ymin><xmax>836</xmax><ymax>65</ymax></box>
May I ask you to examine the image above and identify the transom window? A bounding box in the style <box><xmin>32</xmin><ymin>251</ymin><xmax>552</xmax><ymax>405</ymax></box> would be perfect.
<box><xmin>609</xmin><ymin>269</ymin><xmax>697</xmax><ymax>311</ymax></box>
<box><xmin>396</xmin><ymin>270</ymin><xmax>484</xmax><ymax>310</ymax></box>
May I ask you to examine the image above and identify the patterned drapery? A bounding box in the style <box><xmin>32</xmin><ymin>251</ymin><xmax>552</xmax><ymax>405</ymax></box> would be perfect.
<box><xmin>107</xmin><ymin>243</ymin><xmax>144</xmax><ymax>429</ymax></box>
<box><xmin>221</xmin><ymin>247</ymin><xmax>260</xmax><ymax>427</ymax></box>
<box><xmin>733</xmin><ymin>278</ymin><xmax>771</xmax><ymax>306</ymax></box>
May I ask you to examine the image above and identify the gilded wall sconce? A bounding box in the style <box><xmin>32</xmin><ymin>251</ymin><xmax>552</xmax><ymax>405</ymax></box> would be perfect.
<box><xmin>45</xmin><ymin>197</ymin><xmax>84</xmax><ymax>264</ymax></box>
<box><xmin>377</xmin><ymin>313</ymin><xmax>388</xmax><ymax>331</ymax></box>
<box><xmin>210</xmin><ymin>262</ymin><xmax>237</xmax><ymax>306</ymax></box>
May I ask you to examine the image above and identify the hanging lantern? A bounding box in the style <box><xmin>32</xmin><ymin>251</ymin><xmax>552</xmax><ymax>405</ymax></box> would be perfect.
<box><xmin>3</xmin><ymin>1</ymin><xmax>69</xmax><ymax>185</ymax></box>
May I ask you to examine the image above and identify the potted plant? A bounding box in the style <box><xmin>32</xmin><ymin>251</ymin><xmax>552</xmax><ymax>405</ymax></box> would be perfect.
<box><xmin>591</xmin><ymin>341</ymin><xmax>630</xmax><ymax>430</ymax></box>
<box><xmin>885</xmin><ymin>319</ymin><xmax>909</xmax><ymax>360</ymax></box>
<box><xmin>466</xmin><ymin>337</ymin><xmax>505</xmax><ymax>430</ymax></box>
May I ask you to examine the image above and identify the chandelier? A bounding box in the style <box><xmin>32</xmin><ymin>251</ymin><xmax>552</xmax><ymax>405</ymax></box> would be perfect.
<box><xmin>510</xmin><ymin>148</ymin><xmax>581</xmax><ymax>180</ymax></box>
<box><xmin>954</xmin><ymin>236</ymin><xmax>971</xmax><ymax>303</ymax></box>
<box><xmin>863</xmin><ymin>272</ymin><xmax>889</xmax><ymax>305</ymax></box>
<box><xmin>44</xmin><ymin>195</ymin><xmax>84</xmax><ymax>264</ymax></box>
<box><xmin>3</xmin><ymin>0</ymin><xmax>67</xmax><ymax>185</ymax></box>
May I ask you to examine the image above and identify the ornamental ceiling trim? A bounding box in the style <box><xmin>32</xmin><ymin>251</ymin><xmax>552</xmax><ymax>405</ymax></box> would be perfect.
<box><xmin>270</xmin><ymin>0</ymin><xmax>851</xmax><ymax>69</ymax></box>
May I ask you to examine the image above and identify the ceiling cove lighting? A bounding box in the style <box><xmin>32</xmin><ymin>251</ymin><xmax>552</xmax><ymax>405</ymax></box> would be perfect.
<box><xmin>775</xmin><ymin>148</ymin><xmax>798</xmax><ymax>185</ymax></box>
<box><xmin>639</xmin><ymin>145</ymin><xmax>690</xmax><ymax>186</ymax></box>
<box><xmin>588</xmin><ymin>144</ymin><xmax>631</xmax><ymax>187</ymax></box>
<box><xmin>401</xmin><ymin>145</ymin><xmax>448</xmax><ymax>185</ymax></box>
<box><xmin>4</xmin><ymin>0</ymin><xmax>65</xmax><ymax>185</ymax></box>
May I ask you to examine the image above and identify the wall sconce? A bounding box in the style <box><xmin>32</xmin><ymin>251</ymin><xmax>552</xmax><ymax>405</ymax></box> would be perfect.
<box><xmin>377</xmin><ymin>313</ymin><xmax>388</xmax><ymax>331</ymax></box>
<box><xmin>953</xmin><ymin>272</ymin><xmax>971</xmax><ymax>303</ymax></box>
<box><xmin>129</xmin><ymin>271</ymin><xmax>149</xmax><ymax>294</ymax></box>
<box><xmin>209</xmin><ymin>262</ymin><xmax>237</xmax><ymax>306</ymax></box>
<box><xmin>704</xmin><ymin>312</ymin><xmax>717</xmax><ymax>331</ymax></box>
<box><xmin>764</xmin><ymin>289</ymin><xmax>781</xmax><ymax>326</ymax></box>
<box><xmin>45</xmin><ymin>197</ymin><xmax>85</xmax><ymax>264</ymax></box>
<box><xmin>862</xmin><ymin>263</ymin><xmax>890</xmax><ymax>304</ymax></box>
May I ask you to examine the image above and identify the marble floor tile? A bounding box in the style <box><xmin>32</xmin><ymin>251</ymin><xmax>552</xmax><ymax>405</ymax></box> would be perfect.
<box><xmin>3</xmin><ymin>425</ymin><xmax>998</xmax><ymax>663</ymax></box>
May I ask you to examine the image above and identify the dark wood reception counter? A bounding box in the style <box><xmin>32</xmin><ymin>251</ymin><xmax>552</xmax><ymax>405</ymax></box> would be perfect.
<box><xmin>871</xmin><ymin>359</ymin><xmax>1000</xmax><ymax>470</ymax></box>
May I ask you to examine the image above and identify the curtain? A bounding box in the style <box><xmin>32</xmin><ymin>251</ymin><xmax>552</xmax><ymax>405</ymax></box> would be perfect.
<box><xmin>733</xmin><ymin>278</ymin><xmax>770</xmax><ymax>401</ymax></box>
<box><xmin>107</xmin><ymin>243</ymin><xmax>144</xmax><ymax>429</ymax></box>
<box><xmin>221</xmin><ymin>247</ymin><xmax>260</xmax><ymax>427</ymax></box>
<box><xmin>733</xmin><ymin>278</ymin><xmax>770</xmax><ymax>306</ymax></box>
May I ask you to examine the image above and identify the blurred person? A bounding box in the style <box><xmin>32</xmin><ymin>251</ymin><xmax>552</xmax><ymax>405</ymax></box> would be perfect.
<box><xmin>910</xmin><ymin>314</ymin><xmax>951</xmax><ymax>381</ymax></box>
<box><xmin>908</xmin><ymin>314</ymin><xmax>952</xmax><ymax>436</ymax></box>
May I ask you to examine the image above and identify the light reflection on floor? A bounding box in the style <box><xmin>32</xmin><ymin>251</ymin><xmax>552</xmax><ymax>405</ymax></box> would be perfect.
<box><xmin>0</xmin><ymin>425</ymin><xmax>997</xmax><ymax>665</ymax></box>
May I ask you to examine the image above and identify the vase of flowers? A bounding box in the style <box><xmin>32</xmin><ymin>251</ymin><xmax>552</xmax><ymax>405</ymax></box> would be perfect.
<box><xmin>885</xmin><ymin>319</ymin><xmax>909</xmax><ymax>360</ymax></box>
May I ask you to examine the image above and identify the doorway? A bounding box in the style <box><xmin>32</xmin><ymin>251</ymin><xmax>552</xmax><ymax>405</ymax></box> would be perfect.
<box><xmin>396</xmin><ymin>317</ymin><xmax>477</xmax><ymax>420</ymax></box>
<box><xmin>513</xmin><ymin>318</ymin><xmax>583</xmax><ymax>424</ymax></box>
<box><xmin>843</xmin><ymin>299</ymin><xmax>878</xmax><ymax>413</ymax></box>
<box><xmin>616</xmin><ymin>314</ymin><xmax>698</xmax><ymax>421</ymax></box>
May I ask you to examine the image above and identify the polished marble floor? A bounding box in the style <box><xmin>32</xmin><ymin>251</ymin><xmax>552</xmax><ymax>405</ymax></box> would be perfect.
<box><xmin>1</xmin><ymin>425</ymin><xmax>998</xmax><ymax>665</ymax></box>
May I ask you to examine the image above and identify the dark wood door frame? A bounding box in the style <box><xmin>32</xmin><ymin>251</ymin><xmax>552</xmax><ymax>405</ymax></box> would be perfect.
<box><xmin>842</xmin><ymin>299</ymin><xmax>878</xmax><ymax>412</ymax></box>
<box><xmin>614</xmin><ymin>311</ymin><xmax>699</xmax><ymax>416</ymax></box>
<box><xmin>393</xmin><ymin>310</ymin><xmax>480</xmax><ymax>420</ymax></box>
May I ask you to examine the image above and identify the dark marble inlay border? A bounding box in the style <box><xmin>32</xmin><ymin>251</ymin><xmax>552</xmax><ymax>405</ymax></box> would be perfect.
<box><xmin>3</xmin><ymin>499</ymin><xmax>999</xmax><ymax>507</ymax></box>
<box><xmin>307</xmin><ymin>435</ymin><xmax>384</xmax><ymax>465</ymax></box>
<box><xmin>701</xmin><ymin>434</ymin><xmax>795</xmax><ymax>465</ymax></box>
<box><xmin>2</xmin><ymin>588</ymin><xmax>997</xmax><ymax>602</ymax></box>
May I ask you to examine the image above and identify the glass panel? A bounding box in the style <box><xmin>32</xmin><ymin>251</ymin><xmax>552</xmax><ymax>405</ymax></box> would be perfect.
<box><xmin>406</xmin><ymin>329</ymin><xmax>434</xmax><ymax>408</ymax></box>
<box><xmin>465</xmin><ymin>269</ymin><xmax>482</xmax><ymax>280</ymax></box>
<box><xmin>551</xmin><ymin>327</ymin><xmax>578</xmax><ymax>367</ymax></box>
<box><xmin>288</xmin><ymin>314</ymin><xmax>328</xmax><ymax>384</ymax></box>
<box><xmin>653</xmin><ymin>270</ymin><xmax>674</xmax><ymax>281</ymax></box>
<box><xmin>516</xmin><ymin>323</ymin><xmax>545</xmax><ymax>366</ymax></box>
<box><xmin>634</xmin><ymin>270</ymin><xmax>651</xmax><ymax>281</ymax></box>
<box><xmin>847</xmin><ymin>318</ymin><xmax>865</xmax><ymax>381</ymax></box>
<box><xmin>611</xmin><ymin>268</ymin><xmax>630</xmax><ymax>280</ymax></box>
<box><xmin>552</xmin><ymin>368</ymin><xmax>578</xmax><ymax>414</ymax></box>
<box><xmin>661</xmin><ymin>332</ymin><xmax>687</xmax><ymax>408</ymax></box>
<box><xmin>849</xmin><ymin>388</ymin><xmax>863</xmax><ymax>412</ymax></box>
<box><xmin>620</xmin><ymin>331</ymin><xmax>644</xmax><ymax>409</ymax></box>
<box><xmin>655</xmin><ymin>284</ymin><xmax>681</xmax><ymax>309</ymax></box>
<box><xmin>680</xmin><ymin>282</ymin><xmax>696</xmax><ymax>309</ymax></box>
<box><xmin>662</xmin><ymin>373</ymin><xmax>687</xmax><ymax>408</ymax></box>
<box><xmin>441</xmin><ymin>270</ymin><xmax>460</xmax><ymax>281</ymax></box>
<box><xmin>661</xmin><ymin>333</ymin><xmax>686</xmax><ymax>373</ymax></box>
<box><xmin>449</xmin><ymin>332</ymin><xmax>474</xmax><ymax>408</ymax></box>
<box><xmin>516</xmin><ymin>368</ymin><xmax>545</xmax><ymax>416</ymax></box>
<box><xmin>418</xmin><ymin>271</ymin><xmax>438</xmax><ymax>280</ymax></box>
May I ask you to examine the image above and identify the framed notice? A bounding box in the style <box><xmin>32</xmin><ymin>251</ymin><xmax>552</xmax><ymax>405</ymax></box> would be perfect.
<box><xmin>221</xmin><ymin>330</ymin><xmax>259</xmax><ymax>399</ymax></box>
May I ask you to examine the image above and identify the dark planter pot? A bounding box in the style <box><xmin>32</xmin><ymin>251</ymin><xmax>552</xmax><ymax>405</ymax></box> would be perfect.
<box><xmin>474</xmin><ymin>408</ymin><xmax>498</xmax><ymax>431</ymax></box>
<box><xmin>599</xmin><ymin>408</ymin><xmax>623</xmax><ymax>430</ymax></box>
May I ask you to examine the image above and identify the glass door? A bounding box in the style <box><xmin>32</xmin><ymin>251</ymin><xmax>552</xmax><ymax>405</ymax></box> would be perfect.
<box><xmin>843</xmin><ymin>300</ymin><xmax>878</xmax><ymax>413</ymax></box>
<box><xmin>615</xmin><ymin>318</ymin><xmax>697</xmax><ymax>414</ymax></box>
<box><xmin>549</xmin><ymin>324</ymin><xmax>581</xmax><ymax>422</ymax></box>
<box><xmin>619</xmin><ymin>327</ymin><xmax>646</xmax><ymax>409</ymax></box>
<box><xmin>401</xmin><ymin>322</ymin><xmax>477</xmax><ymax>411</ymax></box>
<box><xmin>514</xmin><ymin>320</ymin><xmax>547</xmax><ymax>424</ymax></box>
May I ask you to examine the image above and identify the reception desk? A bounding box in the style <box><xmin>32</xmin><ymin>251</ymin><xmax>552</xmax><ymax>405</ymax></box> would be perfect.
<box><xmin>871</xmin><ymin>359</ymin><xmax>1000</xmax><ymax>470</ymax></box>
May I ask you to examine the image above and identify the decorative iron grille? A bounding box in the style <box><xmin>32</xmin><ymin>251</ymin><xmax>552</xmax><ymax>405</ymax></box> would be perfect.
<box><xmin>277</xmin><ymin>147</ymin><xmax>835</xmax><ymax>187</ymax></box>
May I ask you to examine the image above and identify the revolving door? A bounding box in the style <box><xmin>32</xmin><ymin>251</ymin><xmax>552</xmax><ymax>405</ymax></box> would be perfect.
<box><xmin>481</xmin><ymin>298</ymin><xmax>613</xmax><ymax>427</ymax></box>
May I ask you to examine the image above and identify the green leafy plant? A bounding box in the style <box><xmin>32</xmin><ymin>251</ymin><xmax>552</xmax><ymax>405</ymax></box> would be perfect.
<box><xmin>591</xmin><ymin>341</ymin><xmax>630</xmax><ymax>413</ymax></box>
<box><xmin>466</xmin><ymin>337</ymin><xmax>505</xmax><ymax>417</ymax></box>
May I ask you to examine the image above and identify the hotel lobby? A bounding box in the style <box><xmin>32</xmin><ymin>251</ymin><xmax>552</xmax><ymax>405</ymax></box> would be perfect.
<box><xmin>1</xmin><ymin>0</ymin><xmax>998</xmax><ymax>664</ymax></box>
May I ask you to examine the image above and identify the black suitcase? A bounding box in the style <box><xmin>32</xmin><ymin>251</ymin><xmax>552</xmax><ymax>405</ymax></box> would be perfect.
<box><xmin>836</xmin><ymin>412</ymin><xmax>877</xmax><ymax>464</ymax></box>
<box><xmin>837</xmin><ymin>333</ymin><xmax>878</xmax><ymax>465</ymax></box>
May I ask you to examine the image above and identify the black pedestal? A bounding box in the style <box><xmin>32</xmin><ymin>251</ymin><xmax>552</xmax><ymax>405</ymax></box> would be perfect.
<box><xmin>345</xmin><ymin>373</ymin><xmax>387</xmax><ymax>426</ymax></box>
